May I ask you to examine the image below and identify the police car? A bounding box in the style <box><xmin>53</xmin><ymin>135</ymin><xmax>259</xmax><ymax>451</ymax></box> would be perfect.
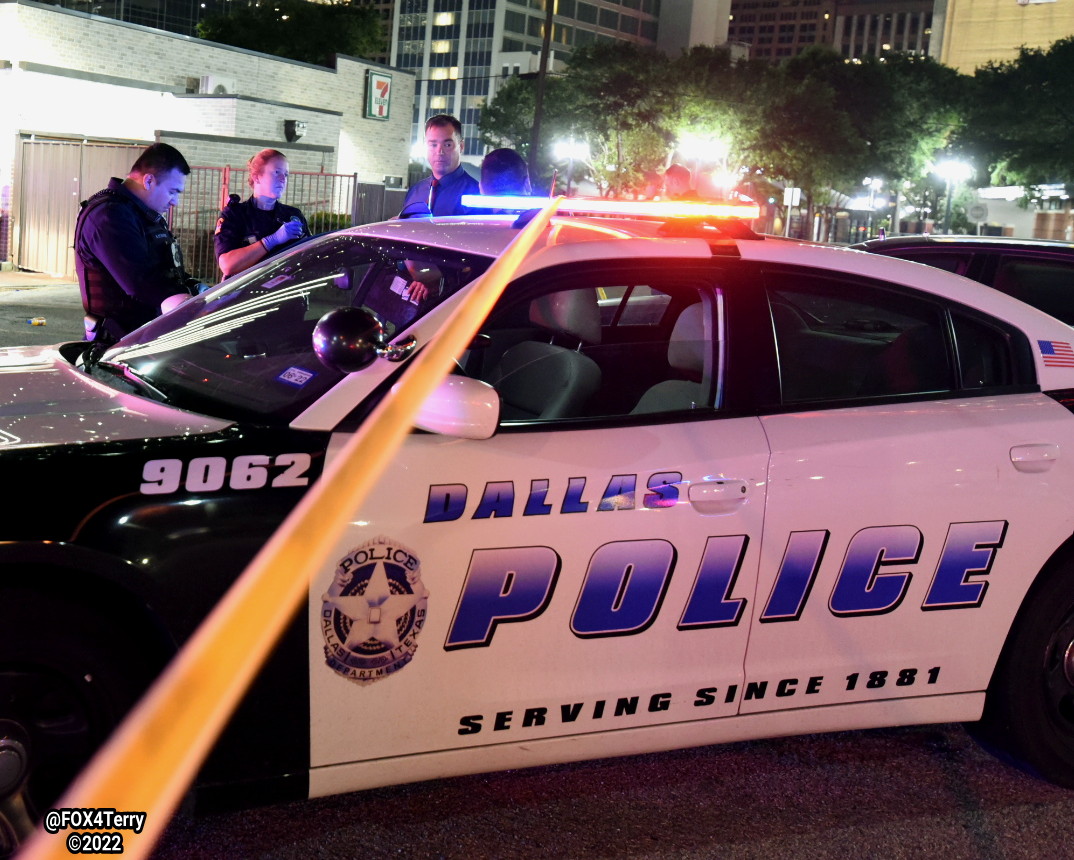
<box><xmin>4</xmin><ymin>197</ymin><xmax>1074</xmax><ymax>844</ymax></box>
<box><xmin>854</xmin><ymin>234</ymin><xmax>1074</xmax><ymax>326</ymax></box>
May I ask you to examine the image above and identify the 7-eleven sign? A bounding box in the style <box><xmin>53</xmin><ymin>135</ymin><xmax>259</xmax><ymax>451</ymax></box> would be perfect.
<box><xmin>366</xmin><ymin>71</ymin><xmax>392</xmax><ymax>120</ymax></box>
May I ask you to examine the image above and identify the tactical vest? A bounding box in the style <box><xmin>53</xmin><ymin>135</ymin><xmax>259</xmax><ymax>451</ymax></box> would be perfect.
<box><xmin>74</xmin><ymin>188</ymin><xmax>192</xmax><ymax>320</ymax></box>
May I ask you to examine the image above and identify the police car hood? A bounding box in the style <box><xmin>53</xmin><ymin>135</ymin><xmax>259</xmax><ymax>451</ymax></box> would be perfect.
<box><xmin>0</xmin><ymin>344</ymin><xmax>230</xmax><ymax>449</ymax></box>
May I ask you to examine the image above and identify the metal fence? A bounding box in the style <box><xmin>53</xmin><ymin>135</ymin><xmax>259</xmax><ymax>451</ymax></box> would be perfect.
<box><xmin>171</xmin><ymin>167</ymin><xmax>407</xmax><ymax>283</ymax></box>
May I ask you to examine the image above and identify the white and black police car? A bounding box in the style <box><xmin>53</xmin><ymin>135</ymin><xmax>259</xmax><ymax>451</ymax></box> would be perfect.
<box><xmin>5</xmin><ymin>197</ymin><xmax>1074</xmax><ymax>843</ymax></box>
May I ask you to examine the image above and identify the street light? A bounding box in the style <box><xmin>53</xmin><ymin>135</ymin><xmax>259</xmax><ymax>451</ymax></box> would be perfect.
<box><xmin>677</xmin><ymin>133</ymin><xmax>731</xmax><ymax>198</ymax></box>
<box><xmin>862</xmin><ymin>177</ymin><xmax>883</xmax><ymax>238</ymax></box>
<box><xmin>554</xmin><ymin>139</ymin><xmax>589</xmax><ymax>196</ymax></box>
<box><xmin>933</xmin><ymin>159</ymin><xmax>973</xmax><ymax>234</ymax></box>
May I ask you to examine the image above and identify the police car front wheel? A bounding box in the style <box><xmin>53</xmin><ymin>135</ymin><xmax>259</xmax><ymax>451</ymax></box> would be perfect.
<box><xmin>0</xmin><ymin>587</ymin><xmax>162</xmax><ymax>847</ymax></box>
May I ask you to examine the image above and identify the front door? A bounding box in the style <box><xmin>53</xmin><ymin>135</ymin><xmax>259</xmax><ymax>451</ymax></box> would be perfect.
<box><xmin>306</xmin><ymin>263</ymin><xmax>772</xmax><ymax>788</ymax></box>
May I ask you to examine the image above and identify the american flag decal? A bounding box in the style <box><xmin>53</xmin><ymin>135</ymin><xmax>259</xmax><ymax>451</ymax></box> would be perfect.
<box><xmin>1038</xmin><ymin>340</ymin><xmax>1074</xmax><ymax>367</ymax></box>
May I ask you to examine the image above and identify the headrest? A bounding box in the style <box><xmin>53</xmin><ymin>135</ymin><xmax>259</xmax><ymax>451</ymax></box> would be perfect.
<box><xmin>530</xmin><ymin>289</ymin><xmax>601</xmax><ymax>345</ymax></box>
<box><xmin>667</xmin><ymin>303</ymin><xmax>705</xmax><ymax>374</ymax></box>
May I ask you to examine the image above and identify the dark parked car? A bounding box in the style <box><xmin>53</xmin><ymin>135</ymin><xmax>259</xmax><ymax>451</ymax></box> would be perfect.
<box><xmin>855</xmin><ymin>234</ymin><xmax>1074</xmax><ymax>325</ymax></box>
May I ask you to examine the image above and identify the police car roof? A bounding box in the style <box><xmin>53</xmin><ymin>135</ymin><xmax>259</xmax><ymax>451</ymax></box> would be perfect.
<box><xmin>346</xmin><ymin>211</ymin><xmax>755</xmax><ymax>257</ymax></box>
<box><xmin>344</xmin><ymin>212</ymin><xmax>1071</xmax><ymax>334</ymax></box>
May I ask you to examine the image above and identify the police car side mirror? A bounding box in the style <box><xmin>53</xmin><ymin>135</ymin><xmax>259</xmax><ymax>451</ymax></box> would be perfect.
<box><xmin>313</xmin><ymin>307</ymin><xmax>391</xmax><ymax>373</ymax></box>
<box><xmin>407</xmin><ymin>375</ymin><xmax>501</xmax><ymax>440</ymax></box>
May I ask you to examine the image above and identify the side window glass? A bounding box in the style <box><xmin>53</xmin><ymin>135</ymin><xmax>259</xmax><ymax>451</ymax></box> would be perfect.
<box><xmin>769</xmin><ymin>277</ymin><xmax>952</xmax><ymax>403</ymax></box>
<box><xmin>891</xmin><ymin>251</ymin><xmax>972</xmax><ymax>276</ymax></box>
<box><xmin>952</xmin><ymin>313</ymin><xmax>1015</xmax><ymax>389</ymax></box>
<box><xmin>598</xmin><ymin>285</ymin><xmax>673</xmax><ymax>327</ymax></box>
<box><xmin>993</xmin><ymin>258</ymin><xmax>1074</xmax><ymax>326</ymax></box>
<box><xmin>463</xmin><ymin>281</ymin><xmax>717</xmax><ymax>423</ymax></box>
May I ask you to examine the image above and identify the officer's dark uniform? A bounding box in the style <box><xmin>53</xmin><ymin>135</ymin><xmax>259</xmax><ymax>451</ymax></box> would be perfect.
<box><xmin>213</xmin><ymin>194</ymin><xmax>309</xmax><ymax>261</ymax></box>
<box><xmin>74</xmin><ymin>178</ymin><xmax>201</xmax><ymax>343</ymax></box>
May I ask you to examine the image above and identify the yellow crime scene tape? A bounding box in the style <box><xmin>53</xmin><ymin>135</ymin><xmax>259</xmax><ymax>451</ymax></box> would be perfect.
<box><xmin>18</xmin><ymin>197</ymin><xmax>562</xmax><ymax>859</ymax></box>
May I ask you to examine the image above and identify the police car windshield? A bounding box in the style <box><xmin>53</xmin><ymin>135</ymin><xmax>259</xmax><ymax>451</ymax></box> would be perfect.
<box><xmin>94</xmin><ymin>233</ymin><xmax>492</xmax><ymax>424</ymax></box>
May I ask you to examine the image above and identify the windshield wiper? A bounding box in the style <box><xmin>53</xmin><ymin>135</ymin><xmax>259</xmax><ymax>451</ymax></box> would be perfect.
<box><xmin>95</xmin><ymin>360</ymin><xmax>171</xmax><ymax>403</ymax></box>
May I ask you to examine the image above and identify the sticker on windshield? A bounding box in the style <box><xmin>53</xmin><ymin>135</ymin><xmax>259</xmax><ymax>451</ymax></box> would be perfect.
<box><xmin>261</xmin><ymin>274</ymin><xmax>291</xmax><ymax>290</ymax></box>
<box><xmin>278</xmin><ymin>366</ymin><xmax>316</xmax><ymax>387</ymax></box>
<box><xmin>321</xmin><ymin>537</ymin><xmax>429</xmax><ymax>686</ymax></box>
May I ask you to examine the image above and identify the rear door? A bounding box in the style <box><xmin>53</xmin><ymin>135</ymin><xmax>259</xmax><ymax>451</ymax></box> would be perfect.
<box><xmin>745</xmin><ymin>265</ymin><xmax>1074</xmax><ymax>717</ymax></box>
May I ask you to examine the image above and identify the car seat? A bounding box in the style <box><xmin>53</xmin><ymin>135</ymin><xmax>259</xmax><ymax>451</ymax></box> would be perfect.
<box><xmin>486</xmin><ymin>289</ymin><xmax>602</xmax><ymax>420</ymax></box>
<box><xmin>858</xmin><ymin>324</ymin><xmax>950</xmax><ymax>396</ymax></box>
<box><xmin>631</xmin><ymin>303</ymin><xmax>708</xmax><ymax>413</ymax></box>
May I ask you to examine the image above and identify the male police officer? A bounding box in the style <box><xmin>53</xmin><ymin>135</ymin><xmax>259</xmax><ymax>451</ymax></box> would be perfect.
<box><xmin>480</xmin><ymin>148</ymin><xmax>532</xmax><ymax>197</ymax></box>
<box><xmin>398</xmin><ymin>115</ymin><xmax>479</xmax><ymax>218</ymax></box>
<box><xmin>75</xmin><ymin>142</ymin><xmax>203</xmax><ymax>343</ymax></box>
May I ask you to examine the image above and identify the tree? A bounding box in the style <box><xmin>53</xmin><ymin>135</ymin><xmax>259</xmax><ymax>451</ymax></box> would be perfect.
<box><xmin>197</xmin><ymin>0</ymin><xmax>385</xmax><ymax>68</ymax></box>
<box><xmin>959</xmin><ymin>37</ymin><xmax>1074</xmax><ymax>187</ymax></box>
<box><xmin>562</xmin><ymin>43</ymin><xmax>677</xmax><ymax>196</ymax></box>
<box><xmin>478</xmin><ymin>40</ymin><xmax>973</xmax><ymax>220</ymax></box>
<box><xmin>479</xmin><ymin>75</ymin><xmax>583</xmax><ymax>191</ymax></box>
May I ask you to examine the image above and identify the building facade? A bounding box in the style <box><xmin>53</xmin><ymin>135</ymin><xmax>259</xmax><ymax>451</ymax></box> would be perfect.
<box><xmin>936</xmin><ymin>0</ymin><xmax>1074</xmax><ymax>72</ymax></box>
<box><xmin>391</xmin><ymin>0</ymin><xmax>662</xmax><ymax>158</ymax></box>
<box><xmin>728</xmin><ymin>0</ymin><xmax>934</xmax><ymax>63</ymax></box>
<box><xmin>0</xmin><ymin>0</ymin><xmax>414</xmax><ymax>274</ymax></box>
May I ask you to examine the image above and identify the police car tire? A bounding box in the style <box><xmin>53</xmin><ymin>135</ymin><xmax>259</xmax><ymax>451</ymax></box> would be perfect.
<box><xmin>0</xmin><ymin>587</ymin><xmax>159</xmax><ymax>815</ymax></box>
<box><xmin>970</xmin><ymin>559</ymin><xmax>1074</xmax><ymax>788</ymax></box>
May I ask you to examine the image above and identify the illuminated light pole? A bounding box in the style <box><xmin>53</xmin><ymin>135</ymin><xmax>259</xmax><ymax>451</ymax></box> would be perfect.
<box><xmin>933</xmin><ymin>159</ymin><xmax>973</xmax><ymax>234</ymax></box>
<box><xmin>677</xmin><ymin>133</ymin><xmax>731</xmax><ymax>199</ymax></box>
<box><xmin>554</xmin><ymin>139</ymin><xmax>589</xmax><ymax>196</ymax></box>
<box><xmin>862</xmin><ymin>177</ymin><xmax>883</xmax><ymax>238</ymax></box>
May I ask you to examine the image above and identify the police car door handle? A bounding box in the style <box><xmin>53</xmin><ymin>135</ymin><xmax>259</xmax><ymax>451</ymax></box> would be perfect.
<box><xmin>1010</xmin><ymin>443</ymin><xmax>1060</xmax><ymax>473</ymax></box>
<box><xmin>688</xmin><ymin>480</ymin><xmax>750</xmax><ymax>515</ymax></box>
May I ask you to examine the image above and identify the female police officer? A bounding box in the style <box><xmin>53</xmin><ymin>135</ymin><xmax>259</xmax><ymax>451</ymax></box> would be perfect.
<box><xmin>215</xmin><ymin>149</ymin><xmax>310</xmax><ymax>278</ymax></box>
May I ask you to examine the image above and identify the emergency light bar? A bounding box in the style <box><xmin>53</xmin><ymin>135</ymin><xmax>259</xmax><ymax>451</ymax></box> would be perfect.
<box><xmin>461</xmin><ymin>195</ymin><xmax>761</xmax><ymax>220</ymax></box>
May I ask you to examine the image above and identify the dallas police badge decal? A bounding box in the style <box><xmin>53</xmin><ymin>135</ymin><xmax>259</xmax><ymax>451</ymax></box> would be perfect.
<box><xmin>321</xmin><ymin>537</ymin><xmax>429</xmax><ymax>685</ymax></box>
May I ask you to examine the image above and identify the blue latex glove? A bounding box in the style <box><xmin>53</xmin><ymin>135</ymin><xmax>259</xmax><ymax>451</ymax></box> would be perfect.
<box><xmin>262</xmin><ymin>219</ymin><xmax>304</xmax><ymax>251</ymax></box>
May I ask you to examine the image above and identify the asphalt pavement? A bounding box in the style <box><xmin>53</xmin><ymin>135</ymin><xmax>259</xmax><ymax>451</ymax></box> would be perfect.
<box><xmin>0</xmin><ymin>269</ymin><xmax>84</xmax><ymax>346</ymax></box>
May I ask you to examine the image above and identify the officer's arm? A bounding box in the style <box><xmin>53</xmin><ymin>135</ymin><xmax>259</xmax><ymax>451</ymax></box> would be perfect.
<box><xmin>218</xmin><ymin>241</ymin><xmax>269</xmax><ymax>279</ymax></box>
<box><xmin>83</xmin><ymin>204</ymin><xmax>187</xmax><ymax>306</ymax></box>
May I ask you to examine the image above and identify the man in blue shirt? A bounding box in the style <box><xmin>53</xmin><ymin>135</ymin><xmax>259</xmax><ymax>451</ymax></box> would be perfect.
<box><xmin>399</xmin><ymin>115</ymin><xmax>479</xmax><ymax>218</ymax></box>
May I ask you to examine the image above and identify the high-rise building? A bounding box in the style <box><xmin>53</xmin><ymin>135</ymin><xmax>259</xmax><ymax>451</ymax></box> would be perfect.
<box><xmin>392</xmin><ymin>0</ymin><xmax>662</xmax><ymax>159</ymax></box>
<box><xmin>658</xmin><ymin>0</ymin><xmax>731</xmax><ymax>55</ymax></box>
<box><xmin>934</xmin><ymin>0</ymin><xmax>1074</xmax><ymax>72</ymax></box>
<box><xmin>47</xmin><ymin>0</ymin><xmax>231</xmax><ymax>36</ymax></box>
<box><xmin>727</xmin><ymin>0</ymin><xmax>934</xmax><ymax>63</ymax></box>
<box><xmin>833</xmin><ymin>0</ymin><xmax>934</xmax><ymax>58</ymax></box>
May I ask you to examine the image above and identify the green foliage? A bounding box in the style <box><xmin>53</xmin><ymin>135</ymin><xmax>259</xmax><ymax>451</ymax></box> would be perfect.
<box><xmin>956</xmin><ymin>37</ymin><xmax>1074</xmax><ymax>186</ymax></box>
<box><xmin>478</xmin><ymin>36</ymin><xmax>1072</xmax><ymax>214</ymax></box>
<box><xmin>306</xmin><ymin>212</ymin><xmax>352</xmax><ymax>234</ymax></box>
<box><xmin>197</xmin><ymin>0</ymin><xmax>385</xmax><ymax>68</ymax></box>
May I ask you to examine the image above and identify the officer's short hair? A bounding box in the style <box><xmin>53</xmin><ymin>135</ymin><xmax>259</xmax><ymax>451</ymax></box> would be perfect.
<box><xmin>130</xmin><ymin>143</ymin><xmax>190</xmax><ymax>178</ymax></box>
<box><xmin>425</xmin><ymin>114</ymin><xmax>463</xmax><ymax>139</ymax></box>
<box><xmin>481</xmin><ymin>148</ymin><xmax>531</xmax><ymax>196</ymax></box>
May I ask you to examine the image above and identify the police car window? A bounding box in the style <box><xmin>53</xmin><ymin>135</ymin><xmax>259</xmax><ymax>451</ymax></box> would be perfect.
<box><xmin>597</xmin><ymin>285</ymin><xmax>673</xmax><ymax>327</ymax></box>
<box><xmin>890</xmin><ymin>250</ymin><xmax>971</xmax><ymax>276</ymax></box>
<box><xmin>952</xmin><ymin>312</ymin><xmax>1018</xmax><ymax>389</ymax></box>
<box><xmin>992</xmin><ymin>258</ymin><xmax>1074</xmax><ymax>326</ymax></box>
<box><xmin>100</xmin><ymin>234</ymin><xmax>491</xmax><ymax>424</ymax></box>
<box><xmin>462</xmin><ymin>279</ymin><xmax>716</xmax><ymax>423</ymax></box>
<box><xmin>769</xmin><ymin>277</ymin><xmax>952</xmax><ymax>403</ymax></box>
